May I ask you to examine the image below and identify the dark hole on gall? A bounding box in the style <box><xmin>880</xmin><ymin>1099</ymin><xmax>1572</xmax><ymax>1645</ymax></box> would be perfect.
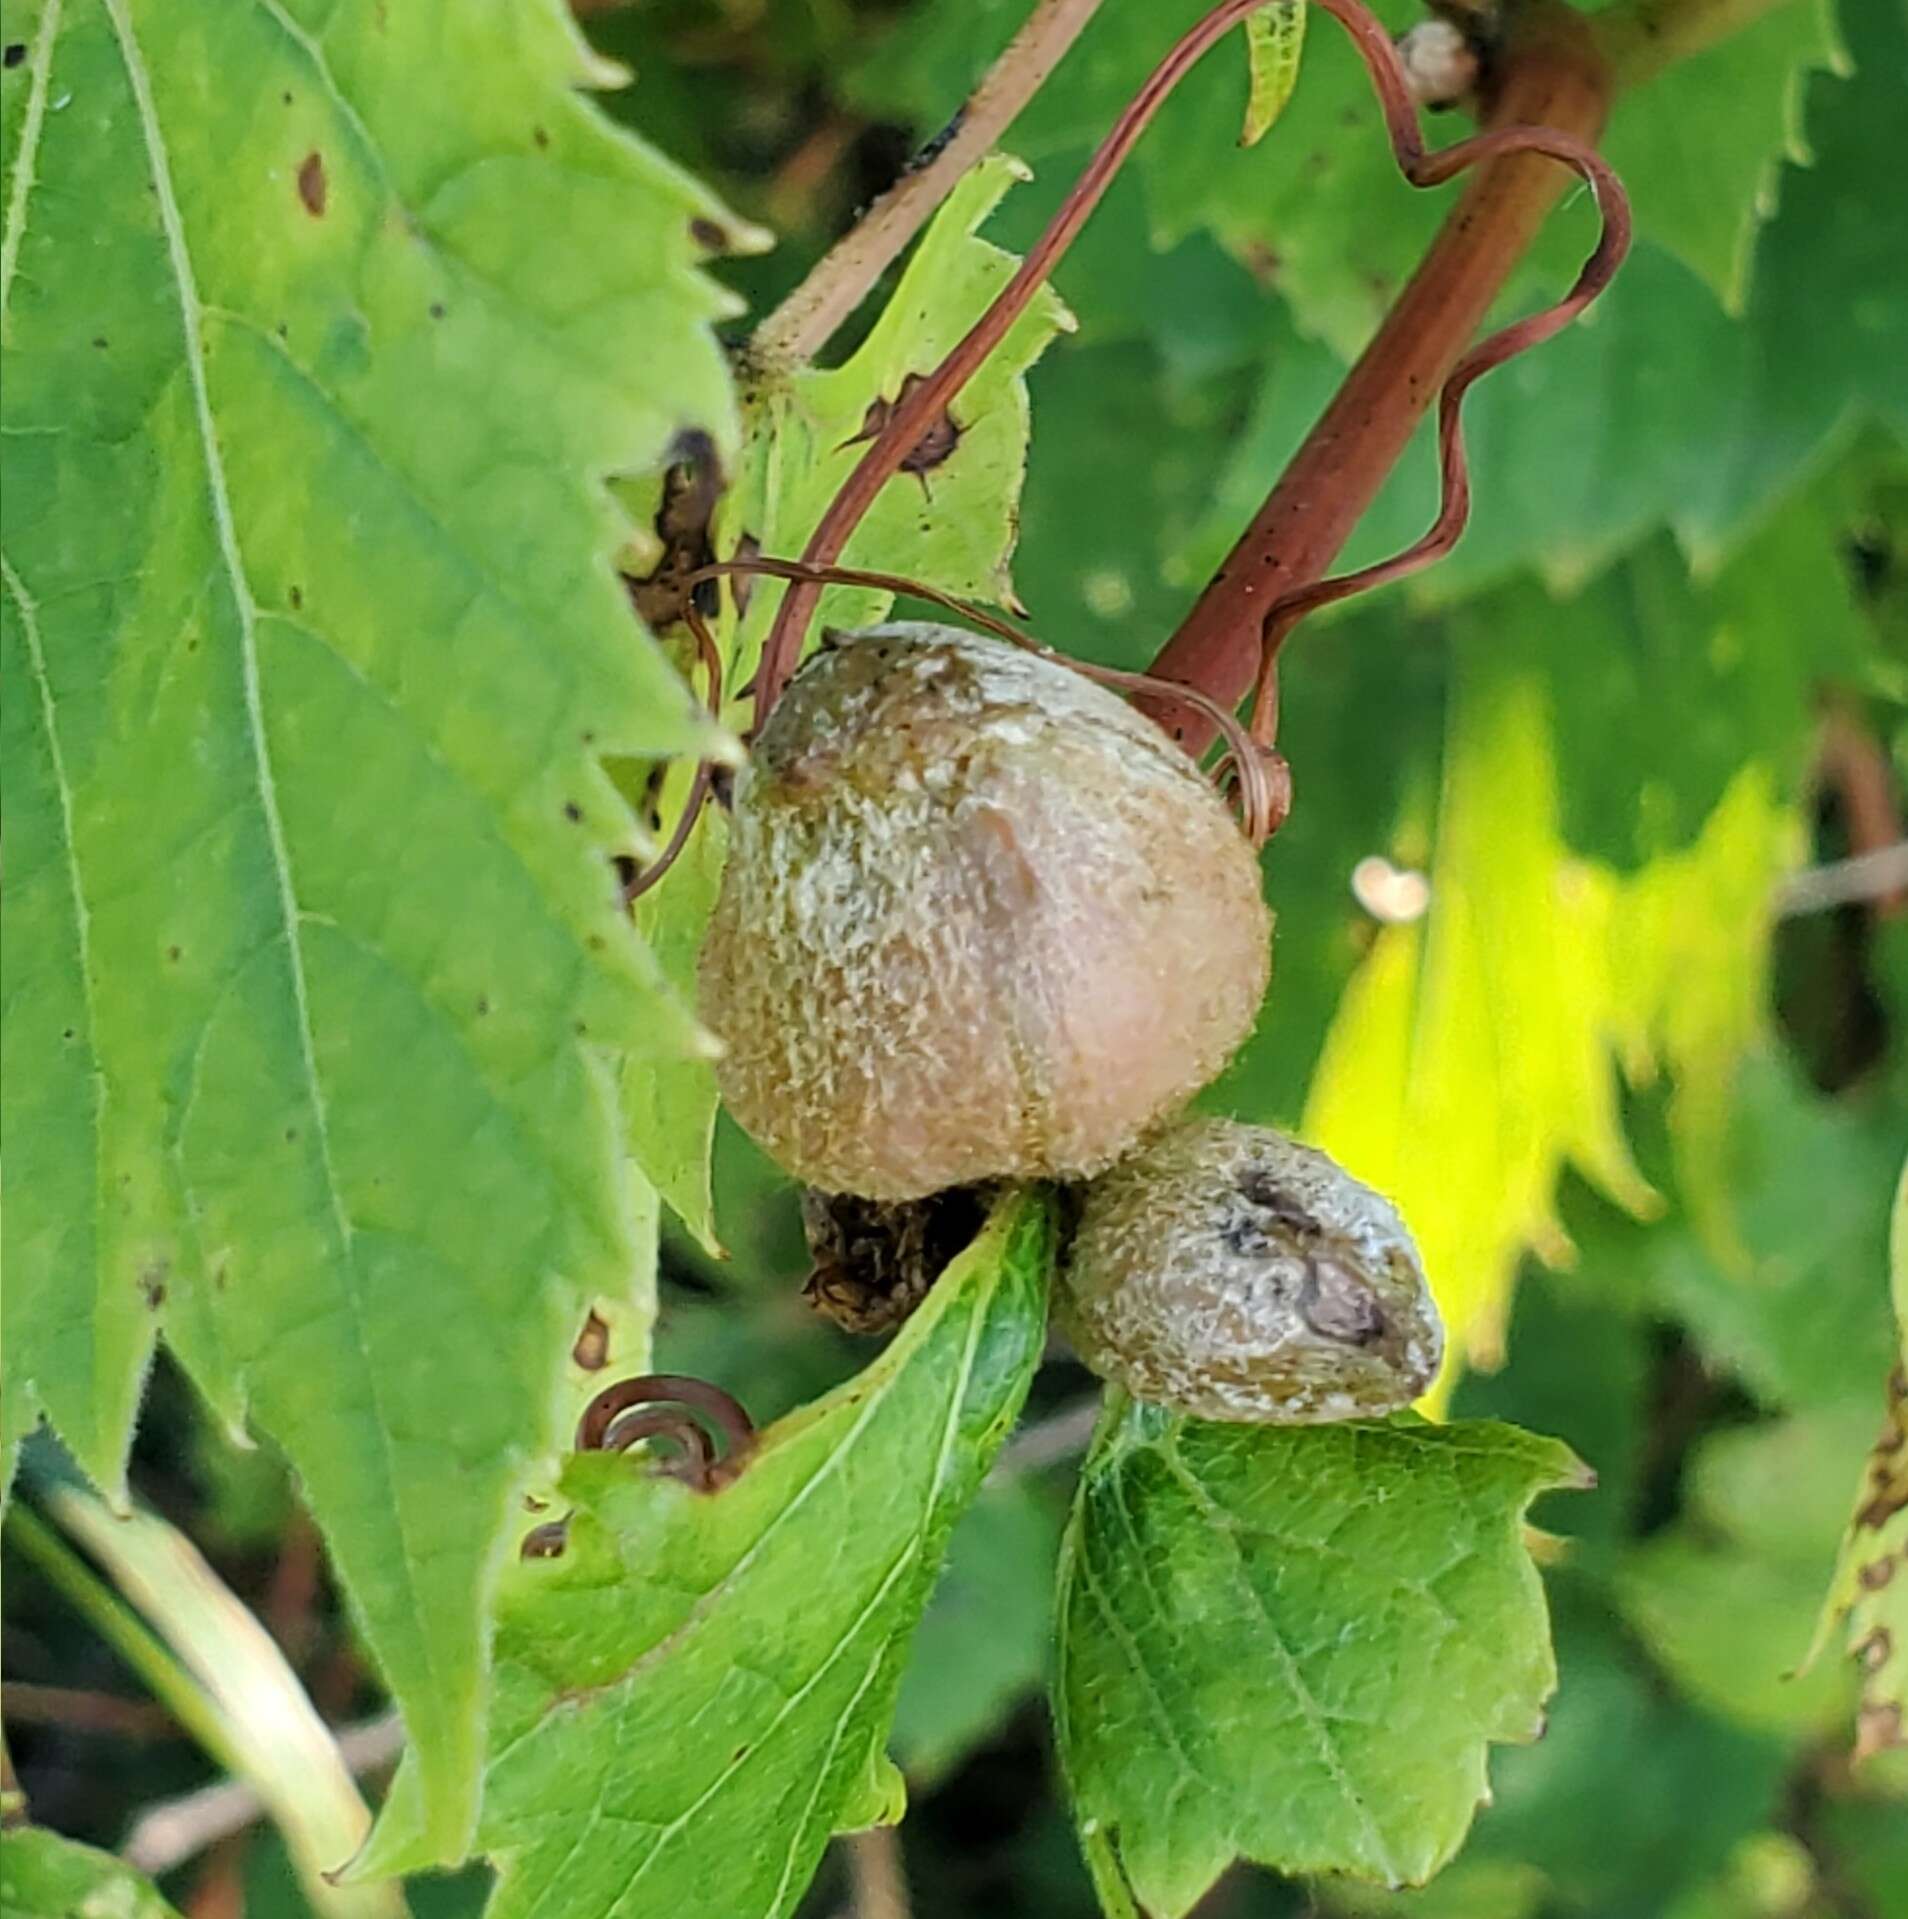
<box><xmin>2</xmin><ymin>42</ymin><xmax>25</xmax><ymax>67</ymax></box>
<box><xmin>1298</xmin><ymin>1258</ymin><xmax>1387</xmax><ymax>1347</ymax></box>
<box><xmin>1236</xmin><ymin>1166</ymin><xmax>1322</xmax><ymax>1238</ymax></box>
<box><xmin>563</xmin><ymin>801</ymin><xmax>583</xmax><ymax>822</ymax></box>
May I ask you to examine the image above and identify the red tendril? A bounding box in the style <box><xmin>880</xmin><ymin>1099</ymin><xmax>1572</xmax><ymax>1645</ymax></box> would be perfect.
<box><xmin>622</xmin><ymin>606</ymin><xmax>726</xmax><ymax>904</ymax></box>
<box><xmin>693</xmin><ymin>553</ymin><xmax>1287</xmax><ymax>843</ymax></box>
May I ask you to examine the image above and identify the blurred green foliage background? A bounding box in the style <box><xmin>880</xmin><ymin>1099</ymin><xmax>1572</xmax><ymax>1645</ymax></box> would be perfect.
<box><xmin>7</xmin><ymin>0</ymin><xmax>1905</xmax><ymax>1913</ymax></box>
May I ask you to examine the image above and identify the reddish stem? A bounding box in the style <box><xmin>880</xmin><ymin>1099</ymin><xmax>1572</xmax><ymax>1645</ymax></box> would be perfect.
<box><xmin>1150</xmin><ymin>0</ymin><xmax>1621</xmax><ymax>749</ymax></box>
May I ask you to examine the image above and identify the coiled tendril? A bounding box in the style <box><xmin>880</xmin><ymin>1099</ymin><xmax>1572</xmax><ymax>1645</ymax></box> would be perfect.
<box><xmin>519</xmin><ymin>1373</ymin><xmax>757</xmax><ymax>1560</ymax></box>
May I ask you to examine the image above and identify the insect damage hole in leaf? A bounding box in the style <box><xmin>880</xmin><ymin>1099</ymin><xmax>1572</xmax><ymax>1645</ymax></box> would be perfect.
<box><xmin>1054</xmin><ymin>1403</ymin><xmax>1588</xmax><ymax>1913</ymax></box>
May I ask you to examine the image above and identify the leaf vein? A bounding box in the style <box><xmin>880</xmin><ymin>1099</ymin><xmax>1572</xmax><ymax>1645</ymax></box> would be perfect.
<box><xmin>0</xmin><ymin>0</ymin><xmax>62</xmax><ymax>341</ymax></box>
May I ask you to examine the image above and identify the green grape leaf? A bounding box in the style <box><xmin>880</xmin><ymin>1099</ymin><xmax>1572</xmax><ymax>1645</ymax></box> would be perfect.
<box><xmin>623</xmin><ymin>786</ymin><xmax>731</xmax><ymax>1253</ymax></box>
<box><xmin>890</xmin><ymin>1473</ymin><xmax>1065</xmax><ymax>1784</ymax></box>
<box><xmin>1597</xmin><ymin>0</ymin><xmax>1844</xmax><ymax>311</ymax></box>
<box><xmin>1616</xmin><ymin>1405</ymin><xmax>1873</xmax><ymax>1737</ymax></box>
<box><xmin>1053</xmin><ymin>1404</ymin><xmax>1585</xmax><ymax>1912</ymax></box>
<box><xmin>1642</xmin><ymin>0</ymin><xmax>1907</xmax><ymax>558</ymax></box>
<box><xmin>1805</xmin><ymin>1156</ymin><xmax>1908</xmax><ymax>1762</ymax></box>
<box><xmin>723</xmin><ymin>150</ymin><xmax>1071</xmax><ymax>674</ymax></box>
<box><xmin>625</xmin><ymin>154</ymin><xmax>1070</xmax><ymax>1239</ymax></box>
<box><xmin>361</xmin><ymin>1187</ymin><xmax>1056</xmax><ymax>1915</ymax></box>
<box><xmin>0</xmin><ymin>0</ymin><xmax>745</xmax><ymax>1858</ymax></box>
<box><xmin>1644</xmin><ymin>1053</ymin><xmax>1901</xmax><ymax>1411</ymax></box>
<box><xmin>1240</xmin><ymin>2</ymin><xmax>1307</xmax><ymax>147</ymax></box>
<box><xmin>0</xmin><ymin>1828</ymin><xmax>182</xmax><ymax>1919</ymax></box>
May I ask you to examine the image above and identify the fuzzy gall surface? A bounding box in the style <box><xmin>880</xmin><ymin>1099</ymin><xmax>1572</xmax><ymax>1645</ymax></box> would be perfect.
<box><xmin>699</xmin><ymin>625</ymin><xmax>1272</xmax><ymax>1199</ymax></box>
<box><xmin>1057</xmin><ymin>1118</ymin><xmax>1444</xmax><ymax>1422</ymax></box>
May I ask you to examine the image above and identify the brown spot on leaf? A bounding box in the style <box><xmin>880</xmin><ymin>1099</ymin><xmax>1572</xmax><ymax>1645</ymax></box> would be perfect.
<box><xmin>563</xmin><ymin>801</ymin><xmax>583</xmax><ymax>823</ymax></box>
<box><xmin>166</xmin><ymin>944</ymin><xmax>182</xmax><ymax>962</ymax></box>
<box><xmin>139</xmin><ymin>1265</ymin><xmax>168</xmax><ymax>1310</ymax></box>
<box><xmin>297</xmin><ymin>150</ymin><xmax>327</xmax><ymax>217</ymax></box>
<box><xmin>572</xmin><ymin>1310</ymin><xmax>611</xmax><ymax>1372</ymax></box>
<box><xmin>429</xmin><ymin>301</ymin><xmax>446</xmax><ymax>321</ymax></box>
<box><xmin>1857</xmin><ymin>1553</ymin><xmax>1900</xmax><ymax>1592</ymax></box>
<box><xmin>532</xmin><ymin>125</ymin><xmax>550</xmax><ymax>150</ymax></box>
<box><xmin>689</xmin><ymin>215</ymin><xmax>727</xmax><ymax>251</ymax></box>
<box><xmin>288</xmin><ymin>585</ymin><xmax>303</xmax><ymax>611</ymax></box>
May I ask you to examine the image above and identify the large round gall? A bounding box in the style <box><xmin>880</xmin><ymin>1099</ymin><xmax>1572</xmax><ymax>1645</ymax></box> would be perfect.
<box><xmin>698</xmin><ymin>624</ymin><xmax>1272</xmax><ymax>1199</ymax></box>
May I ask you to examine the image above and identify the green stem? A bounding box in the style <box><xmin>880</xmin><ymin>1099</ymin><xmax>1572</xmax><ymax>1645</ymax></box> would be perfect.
<box><xmin>4</xmin><ymin>1503</ymin><xmax>241</xmax><ymax>1772</ymax></box>
<box><xmin>1591</xmin><ymin>0</ymin><xmax>1805</xmax><ymax>85</ymax></box>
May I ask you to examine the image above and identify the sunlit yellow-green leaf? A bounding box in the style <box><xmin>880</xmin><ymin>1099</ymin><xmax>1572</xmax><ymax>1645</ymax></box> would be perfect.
<box><xmin>1302</xmin><ymin>633</ymin><xmax>1796</xmax><ymax>1399</ymax></box>
<box><xmin>1239</xmin><ymin>2</ymin><xmax>1307</xmax><ymax>147</ymax></box>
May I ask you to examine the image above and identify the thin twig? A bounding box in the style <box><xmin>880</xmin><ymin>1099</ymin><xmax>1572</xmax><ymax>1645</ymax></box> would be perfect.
<box><xmin>122</xmin><ymin>1715</ymin><xmax>406</xmax><ymax>1877</ymax></box>
<box><xmin>843</xmin><ymin>1826</ymin><xmax>911</xmax><ymax>1919</ymax></box>
<box><xmin>1</xmin><ymin>1681</ymin><xmax>180</xmax><ymax>1739</ymax></box>
<box><xmin>992</xmin><ymin>1398</ymin><xmax>1103</xmax><ymax>1477</ymax></box>
<box><xmin>753</xmin><ymin>0</ymin><xmax>1109</xmax><ymax>364</ymax></box>
<box><xmin>1775</xmin><ymin>845</ymin><xmax>1908</xmax><ymax>919</ymax></box>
